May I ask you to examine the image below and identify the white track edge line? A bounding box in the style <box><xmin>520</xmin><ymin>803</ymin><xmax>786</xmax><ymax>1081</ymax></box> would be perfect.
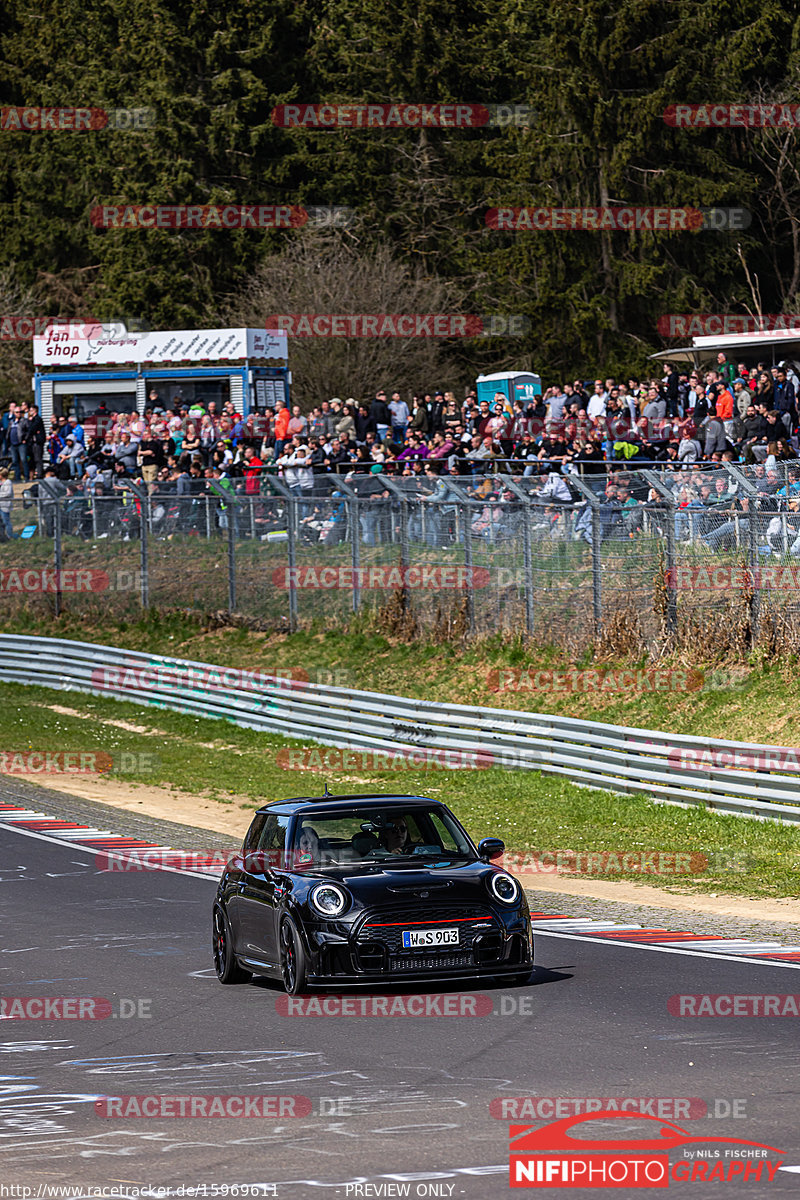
<box><xmin>0</xmin><ymin>821</ymin><xmax>219</xmax><ymax>882</ymax></box>
<box><xmin>533</xmin><ymin>928</ymin><xmax>800</xmax><ymax>968</ymax></box>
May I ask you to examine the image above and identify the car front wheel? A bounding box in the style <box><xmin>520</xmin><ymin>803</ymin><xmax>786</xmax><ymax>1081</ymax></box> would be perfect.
<box><xmin>212</xmin><ymin>905</ymin><xmax>251</xmax><ymax>984</ymax></box>
<box><xmin>280</xmin><ymin>917</ymin><xmax>308</xmax><ymax>995</ymax></box>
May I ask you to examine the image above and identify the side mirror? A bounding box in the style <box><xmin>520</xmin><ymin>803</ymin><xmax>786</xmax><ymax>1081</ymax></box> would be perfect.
<box><xmin>478</xmin><ymin>837</ymin><xmax>505</xmax><ymax>862</ymax></box>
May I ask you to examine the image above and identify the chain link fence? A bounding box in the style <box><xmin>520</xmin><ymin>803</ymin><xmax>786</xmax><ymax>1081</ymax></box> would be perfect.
<box><xmin>4</xmin><ymin>465</ymin><xmax>799</xmax><ymax>646</ymax></box>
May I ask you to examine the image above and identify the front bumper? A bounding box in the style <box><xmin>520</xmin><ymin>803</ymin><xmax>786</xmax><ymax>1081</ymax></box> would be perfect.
<box><xmin>302</xmin><ymin>907</ymin><xmax>533</xmax><ymax>985</ymax></box>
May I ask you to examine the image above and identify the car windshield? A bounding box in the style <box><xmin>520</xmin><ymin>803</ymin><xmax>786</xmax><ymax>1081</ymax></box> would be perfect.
<box><xmin>290</xmin><ymin>806</ymin><xmax>474</xmax><ymax>868</ymax></box>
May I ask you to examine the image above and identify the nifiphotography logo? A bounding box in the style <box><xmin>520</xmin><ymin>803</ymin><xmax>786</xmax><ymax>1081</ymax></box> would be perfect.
<box><xmin>508</xmin><ymin>1111</ymin><xmax>784</xmax><ymax>1187</ymax></box>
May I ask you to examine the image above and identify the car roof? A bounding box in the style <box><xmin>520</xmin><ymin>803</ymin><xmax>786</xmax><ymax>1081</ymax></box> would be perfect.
<box><xmin>255</xmin><ymin>793</ymin><xmax>441</xmax><ymax>816</ymax></box>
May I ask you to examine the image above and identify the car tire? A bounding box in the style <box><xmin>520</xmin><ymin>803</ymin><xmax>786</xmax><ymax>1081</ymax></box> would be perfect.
<box><xmin>212</xmin><ymin>905</ymin><xmax>251</xmax><ymax>984</ymax></box>
<box><xmin>280</xmin><ymin>916</ymin><xmax>308</xmax><ymax>996</ymax></box>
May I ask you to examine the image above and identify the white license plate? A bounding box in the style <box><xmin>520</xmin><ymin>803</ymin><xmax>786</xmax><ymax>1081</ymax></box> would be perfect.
<box><xmin>402</xmin><ymin>927</ymin><xmax>459</xmax><ymax>949</ymax></box>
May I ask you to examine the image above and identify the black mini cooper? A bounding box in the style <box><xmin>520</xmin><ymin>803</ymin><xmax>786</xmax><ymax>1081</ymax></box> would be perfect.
<box><xmin>212</xmin><ymin>793</ymin><xmax>533</xmax><ymax>993</ymax></box>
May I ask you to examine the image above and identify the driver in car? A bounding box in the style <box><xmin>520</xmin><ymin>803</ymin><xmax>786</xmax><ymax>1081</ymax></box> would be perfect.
<box><xmin>296</xmin><ymin>826</ymin><xmax>322</xmax><ymax>865</ymax></box>
<box><xmin>380</xmin><ymin>815</ymin><xmax>414</xmax><ymax>854</ymax></box>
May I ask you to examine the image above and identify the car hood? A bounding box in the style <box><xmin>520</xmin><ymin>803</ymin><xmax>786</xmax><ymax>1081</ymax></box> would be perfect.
<box><xmin>293</xmin><ymin>858</ymin><xmax>502</xmax><ymax>900</ymax></box>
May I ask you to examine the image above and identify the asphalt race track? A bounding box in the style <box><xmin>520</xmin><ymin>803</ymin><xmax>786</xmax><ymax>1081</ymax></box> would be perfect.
<box><xmin>2</xmin><ymin>812</ymin><xmax>800</xmax><ymax>1198</ymax></box>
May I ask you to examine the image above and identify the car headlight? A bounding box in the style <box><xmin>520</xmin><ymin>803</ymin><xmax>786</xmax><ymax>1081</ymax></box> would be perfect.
<box><xmin>310</xmin><ymin>883</ymin><xmax>349</xmax><ymax>918</ymax></box>
<box><xmin>488</xmin><ymin>871</ymin><xmax>519</xmax><ymax>905</ymax></box>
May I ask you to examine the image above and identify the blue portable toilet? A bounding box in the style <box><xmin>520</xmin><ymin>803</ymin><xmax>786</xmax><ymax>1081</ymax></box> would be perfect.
<box><xmin>476</xmin><ymin>370</ymin><xmax>542</xmax><ymax>408</ymax></box>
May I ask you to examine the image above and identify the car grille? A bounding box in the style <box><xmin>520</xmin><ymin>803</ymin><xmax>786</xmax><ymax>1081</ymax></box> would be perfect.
<box><xmin>354</xmin><ymin>902</ymin><xmax>498</xmax><ymax>970</ymax></box>
<box><xmin>390</xmin><ymin>952</ymin><xmax>474</xmax><ymax>972</ymax></box>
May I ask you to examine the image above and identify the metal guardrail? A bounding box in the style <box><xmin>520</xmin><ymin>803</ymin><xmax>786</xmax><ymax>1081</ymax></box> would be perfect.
<box><xmin>1</xmin><ymin>634</ymin><xmax>799</xmax><ymax>824</ymax></box>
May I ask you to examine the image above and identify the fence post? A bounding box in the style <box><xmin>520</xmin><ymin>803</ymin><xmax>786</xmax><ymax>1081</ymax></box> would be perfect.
<box><xmin>140</xmin><ymin>491</ymin><xmax>149</xmax><ymax>610</ymax></box>
<box><xmin>664</xmin><ymin>498</ymin><xmax>677</xmax><ymax>634</ymax></box>
<box><xmin>53</xmin><ymin>497</ymin><xmax>62</xmax><ymax>618</ymax></box>
<box><xmin>226</xmin><ymin>496</ymin><xmax>237</xmax><ymax>613</ymax></box>
<box><xmin>286</xmin><ymin>494</ymin><xmax>298</xmax><ymax>632</ymax></box>
<box><xmin>522</xmin><ymin>500</ymin><xmax>535</xmax><ymax>635</ymax></box>
<box><xmin>400</xmin><ymin>498</ymin><xmax>410</xmax><ymax>572</ymax></box>
<box><xmin>463</xmin><ymin>500</ymin><xmax>475</xmax><ymax>634</ymax></box>
<box><xmin>748</xmin><ymin>501</ymin><xmax>760</xmax><ymax>642</ymax></box>
<box><xmin>591</xmin><ymin>507</ymin><xmax>602</xmax><ymax>634</ymax></box>
<box><xmin>350</xmin><ymin>495</ymin><xmax>360</xmax><ymax>613</ymax></box>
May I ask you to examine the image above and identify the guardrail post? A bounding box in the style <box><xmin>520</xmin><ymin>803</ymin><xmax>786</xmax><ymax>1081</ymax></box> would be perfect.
<box><xmin>205</xmin><ymin>494</ymin><xmax>212</xmax><ymax>539</ymax></box>
<box><xmin>463</xmin><ymin>500</ymin><xmax>475</xmax><ymax>634</ymax></box>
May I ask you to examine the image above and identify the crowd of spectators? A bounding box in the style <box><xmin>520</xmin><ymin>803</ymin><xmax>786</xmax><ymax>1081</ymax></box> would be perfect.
<box><xmin>1</xmin><ymin>355</ymin><xmax>799</xmax><ymax>545</ymax></box>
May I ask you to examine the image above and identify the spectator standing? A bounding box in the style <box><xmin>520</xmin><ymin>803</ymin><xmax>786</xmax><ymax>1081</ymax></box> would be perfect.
<box><xmin>587</xmin><ymin>384</ymin><xmax>607</xmax><ymax>422</ymax></box>
<box><xmin>773</xmin><ymin>368</ymin><xmax>797</xmax><ymax>433</ymax></box>
<box><xmin>703</xmin><ymin>414</ymin><xmax>727</xmax><ymax>457</ymax></box>
<box><xmin>355</xmin><ymin>404</ymin><xmax>376</xmax><ymax>443</ymax></box>
<box><xmin>9</xmin><ymin>406</ymin><xmax>29</xmax><ymax>481</ymax></box>
<box><xmin>336</xmin><ymin>403</ymin><xmax>357</xmax><ymax>440</ymax></box>
<box><xmin>410</xmin><ymin>397</ymin><xmax>429</xmax><ymax>438</ymax></box>
<box><xmin>733</xmin><ymin>377</ymin><xmax>754</xmax><ymax>420</ymax></box>
<box><xmin>369</xmin><ymin>391</ymin><xmax>391</xmax><ymax>441</ymax></box>
<box><xmin>241</xmin><ymin>446</ymin><xmax>264</xmax><ymax>495</ymax></box>
<box><xmin>389</xmin><ymin>393</ymin><xmax>410</xmax><ymax>442</ymax></box>
<box><xmin>716</xmin><ymin>352</ymin><xmax>737</xmax><ymax>385</ymax></box>
<box><xmin>715</xmin><ymin>382</ymin><xmax>735</xmax><ymax>436</ymax></box>
<box><xmin>0</xmin><ymin>467</ymin><xmax>13</xmax><ymax>539</ymax></box>
<box><xmin>273</xmin><ymin>398</ymin><xmax>291</xmax><ymax>455</ymax></box>
<box><xmin>287</xmin><ymin>404</ymin><xmax>308</xmax><ymax>439</ymax></box>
